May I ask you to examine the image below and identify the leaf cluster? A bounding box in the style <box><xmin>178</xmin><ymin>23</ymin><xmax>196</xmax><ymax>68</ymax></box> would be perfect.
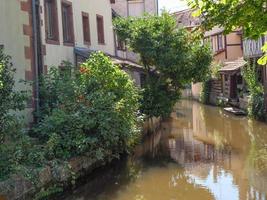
<box><xmin>114</xmin><ymin>12</ymin><xmax>212</xmax><ymax>117</ymax></box>
<box><xmin>34</xmin><ymin>52</ymin><xmax>141</xmax><ymax>160</ymax></box>
<box><xmin>0</xmin><ymin>49</ymin><xmax>28</xmax><ymax>143</ymax></box>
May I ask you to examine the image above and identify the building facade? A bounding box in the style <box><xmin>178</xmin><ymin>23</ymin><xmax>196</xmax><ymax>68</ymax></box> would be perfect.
<box><xmin>204</xmin><ymin>27</ymin><xmax>243</xmax><ymax>62</ymax></box>
<box><xmin>174</xmin><ymin>9</ymin><xmax>244</xmax><ymax>104</ymax></box>
<box><xmin>41</xmin><ymin>0</ymin><xmax>115</xmax><ymax>71</ymax></box>
<box><xmin>111</xmin><ymin>0</ymin><xmax>158</xmax><ymax>62</ymax></box>
<box><xmin>0</xmin><ymin>0</ymin><xmax>139</xmax><ymax>123</ymax></box>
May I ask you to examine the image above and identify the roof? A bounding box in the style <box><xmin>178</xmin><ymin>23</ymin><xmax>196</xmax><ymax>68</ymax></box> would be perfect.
<box><xmin>74</xmin><ymin>47</ymin><xmax>144</xmax><ymax>70</ymax></box>
<box><xmin>74</xmin><ymin>47</ymin><xmax>95</xmax><ymax>58</ymax></box>
<box><xmin>111</xmin><ymin>57</ymin><xmax>143</xmax><ymax>69</ymax></box>
<box><xmin>172</xmin><ymin>8</ymin><xmax>201</xmax><ymax>28</ymax></box>
<box><xmin>219</xmin><ymin>58</ymin><xmax>247</xmax><ymax>73</ymax></box>
<box><xmin>204</xmin><ymin>26</ymin><xmax>224</xmax><ymax>37</ymax></box>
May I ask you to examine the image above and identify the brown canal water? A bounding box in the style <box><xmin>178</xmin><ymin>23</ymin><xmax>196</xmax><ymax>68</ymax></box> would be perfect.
<box><xmin>63</xmin><ymin>100</ymin><xmax>267</xmax><ymax>200</ymax></box>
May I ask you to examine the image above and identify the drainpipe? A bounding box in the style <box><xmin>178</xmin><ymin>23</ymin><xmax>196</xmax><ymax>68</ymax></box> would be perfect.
<box><xmin>143</xmin><ymin>0</ymin><xmax>146</xmax><ymax>13</ymax></box>
<box><xmin>32</xmin><ymin>0</ymin><xmax>42</xmax><ymax>121</ymax></box>
<box><xmin>156</xmin><ymin>0</ymin><xmax>159</xmax><ymax>15</ymax></box>
<box><xmin>126</xmin><ymin>0</ymin><xmax>129</xmax><ymax>60</ymax></box>
<box><xmin>113</xmin><ymin>29</ymin><xmax>118</xmax><ymax>57</ymax></box>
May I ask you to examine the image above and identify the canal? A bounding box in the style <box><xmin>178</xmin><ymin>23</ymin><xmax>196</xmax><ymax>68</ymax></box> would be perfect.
<box><xmin>62</xmin><ymin>100</ymin><xmax>267</xmax><ymax>200</ymax></box>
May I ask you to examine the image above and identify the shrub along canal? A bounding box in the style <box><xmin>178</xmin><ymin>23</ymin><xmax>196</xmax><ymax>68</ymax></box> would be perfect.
<box><xmin>61</xmin><ymin>100</ymin><xmax>267</xmax><ymax>200</ymax></box>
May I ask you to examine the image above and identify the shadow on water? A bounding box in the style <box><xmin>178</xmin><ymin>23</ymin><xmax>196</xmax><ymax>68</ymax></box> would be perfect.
<box><xmin>62</xmin><ymin>100</ymin><xmax>267</xmax><ymax>200</ymax></box>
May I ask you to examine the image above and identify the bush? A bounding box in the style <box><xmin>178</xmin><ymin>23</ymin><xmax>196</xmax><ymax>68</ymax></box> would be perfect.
<box><xmin>35</xmin><ymin>52</ymin><xmax>141</xmax><ymax>160</ymax></box>
<box><xmin>248</xmin><ymin>92</ymin><xmax>265</xmax><ymax>120</ymax></box>
<box><xmin>140</xmin><ymin>77</ymin><xmax>180</xmax><ymax>118</ymax></box>
<box><xmin>0</xmin><ymin>49</ymin><xmax>31</xmax><ymax>180</ymax></box>
<box><xmin>0</xmin><ymin>49</ymin><xmax>28</xmax><ymax>143</ymax></box>
<box><xmin>200</xmin><ymin>80</ymin><xmax>211</xmax><ymax>104</ymax></box>
<box><xmin>242</xmin><ymin>63</ymin><xmax>265</xmax><ymax>120</ymax></box>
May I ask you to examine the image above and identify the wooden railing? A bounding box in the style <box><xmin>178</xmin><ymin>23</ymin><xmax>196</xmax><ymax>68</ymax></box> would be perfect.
<box><xmin>243</xmin><ymin>36</ymin><xmax>266</xmax><ymax>58</ymax></box>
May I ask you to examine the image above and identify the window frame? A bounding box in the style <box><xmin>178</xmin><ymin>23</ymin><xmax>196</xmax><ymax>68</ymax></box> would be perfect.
<box><xmin>82</xmin><ymin>12</ymin><xmax>91</xmax><ymax>46</ymax></box>
<box><xmin>61</xmin><ymin>0</ymin><xmax>75</xmax><ymax>46</ymax></box>
<box><xmin>217</xmin><ymin>34</ymin><xmax>224</xmax><ymax>51</ymax></box>
<box><xmin>96</xmin><ymin>14</ymin><xmax>105</xmax><ymax>45</ymax></box>
<box><xmin>44</xmin><ymin>0</ymin><xmax>60</xmax><ymax>45</ymax></box>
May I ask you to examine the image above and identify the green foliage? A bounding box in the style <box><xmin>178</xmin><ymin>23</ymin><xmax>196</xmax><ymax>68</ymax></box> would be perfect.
<box><xmin>34</xmin><ymin>52</ymin><xmax>141</xmax><ymax>160</ymax></box>
<box><xmin>34</xmin><ymin>184</ymin><xmax>63</xmax><ymax>200</ymax></box>
<box><xmin>188</xmin><ymin>0</ymin><xmax>267</xmax><ymax>65</ymax></box>
<box><xmin>140</xmin><ymin>77</ymin><xmax>180</xmax><ymax>118</ymax></box>
<box><xmin>114</xmin><ymin>12</ymin><xmax>212</xmax><ymax>117</ymax></box>
<box><xmin>0</xmin><ymin>52</ymin><xmax>141</xmax><ymax>186</ymax></box>
<box><xmin>0</xmin><ymin>49</ymin><xmax>28</xmax><ymax>143</ymax></box>
<box><xmin>0</xmin><ymin>50</ymin><xmax>31</xmax><ymax>181</ymax></box>
<box><xmin>210</xmin><ymin>62</ymin><xmax>222</xmax><ymax>79</ymax></box>
<box><xmin>200</xmin><ymin>80</ymin><xmax>211</xmax><ymax>104</ymax></box>
<box><xmin>242</xmin><ymin>63</ymin><xmax>265</xmax><ymax>120</ymax></box>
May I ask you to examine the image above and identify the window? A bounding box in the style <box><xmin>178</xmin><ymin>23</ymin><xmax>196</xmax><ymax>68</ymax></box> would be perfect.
<box><xmin>82</xmin><ymin>12</ymin><xmax>90</xmax><ymax>45</ymax></box>
<box><xmin>110</xmin><ymin>0</ymin><xmax>115</xmax><ymax>3</ymax></box>
<box><xmin>61</xmin><ymin>1</ymin><xmax>74</xmax><ymax>45</ymax></box>
<box><xmin>210</xmin><ymin>37</ymin><xmax>214</xmax><ymax>52</ymax></box>
<box><xmin>217</xmin><ymin>34</ymin><xmax>224</xmax><ymax>50</ymax></box>
<box><xmin>225</xmin><ymin>75</ymin><xmax>228</xmax><ymax>82</ymax></box>
<box><xmin>44</xmin><ymin>0</ymin><xmax>59</xmax><ymax>44</ymax></box>
<box><xmin>96</xmin><ymin>15</ymin><xmax>105</xmax><ymax>44</ymax></box>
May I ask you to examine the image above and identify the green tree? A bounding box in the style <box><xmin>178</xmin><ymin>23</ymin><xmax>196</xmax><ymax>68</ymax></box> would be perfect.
<box><xmin>188</xmin><ymin>0</ymin><xmax>267</xmax><ymax>65</ymax></box>
<box><xmin>114</xmin><ymin>12</ymin><xmax>212</xmax><ymax>118</ymax></box>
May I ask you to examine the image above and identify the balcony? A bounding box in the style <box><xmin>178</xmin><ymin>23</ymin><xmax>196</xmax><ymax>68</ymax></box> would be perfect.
<box><xmin>243</xmin><ymin>35</ymin><xmax>266</xmax><ymax>58</ymax></box>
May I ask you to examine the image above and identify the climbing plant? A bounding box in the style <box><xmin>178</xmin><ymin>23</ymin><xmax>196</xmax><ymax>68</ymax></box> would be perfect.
<box><xmin>242</xmin><ymin>62</ymin><xmax>265</xmax><ymax>120</ymax></box>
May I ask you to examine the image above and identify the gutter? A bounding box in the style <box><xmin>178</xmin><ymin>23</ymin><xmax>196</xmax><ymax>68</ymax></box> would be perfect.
<box><xmin>31</xmin><ymin>0</ymin><xmax>43</xmax><ymax>121</ymax></box>
<box><xmin>156</xmin><ymin>0</ymin><xmax>159</xmax><ymax>15</ymax></box>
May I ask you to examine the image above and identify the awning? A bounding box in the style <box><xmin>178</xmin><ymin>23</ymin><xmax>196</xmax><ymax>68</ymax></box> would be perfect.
<box><xmin>74</xmin><ymin>47</ymin><xmax>95</xmax><ymax>58</ymax></box>
<box><xmin>74</xmin><ymin>47</ymin><xmax>144</xmax><ymax>71</ymax></box>
<box><xmin>111</xmin><ymin>57</ymin><xmax>143</xmax><ymax>70</ymax></box>
<box><xmin>219</xmin><ymin>58</ymin><xmax>247</xmax><ymax>73</ymax></box>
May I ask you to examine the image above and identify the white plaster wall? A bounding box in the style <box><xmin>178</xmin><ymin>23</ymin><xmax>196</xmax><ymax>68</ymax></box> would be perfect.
<box><xmin>145</xmin><ymin>0</ymin><xmax>158</xmax><ymax>14</ymax></box>
<box><xmin>111</xmin><ymin>0</ymin><xmax>128</xmax><ymax>17</ymax></box>
<box><xmin>128</xmin><ymin>1</ymin><xmax>145</xmax><ymax>16</ymax></box>
<box><xmin>40</xmin><ymin>0</ymin><xmax>115</xmax><ymax>68</ymax></box>
<box><xmin>112</xmin><ymin>0</ymin><xmax>157</xmax><ymax>62</ymax></box>
<box><xmin>112</xmin><ymin>0</ymin><xmax>157</xmax><ymax>17</ymax></box>
<box><xmin>0</xmin><ymin>1</ymin><xmax>30</xmax><ymax>90</ymax></box>
<box><xmin>0</xmin><ymin>0</ymin><xmax>33</xmax><ymax>122</ymax></box>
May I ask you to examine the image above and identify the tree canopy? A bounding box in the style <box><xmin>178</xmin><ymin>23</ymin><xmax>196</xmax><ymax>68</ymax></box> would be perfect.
<box><xmin>188</xmin><ymin>0</ymin><xmax>267</xmax><ymax>64</ymax></box>
<box><xmin>114</xmin><ymin>12</ymin><xmax>212</xmax><ymax>117</ymax></box>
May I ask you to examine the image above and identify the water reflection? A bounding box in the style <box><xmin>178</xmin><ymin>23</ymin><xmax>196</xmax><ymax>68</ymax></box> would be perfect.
<box><xmin>63</xmin><ymin>100</ymin><xmax>267</xmax><ymax>200</ymax></box>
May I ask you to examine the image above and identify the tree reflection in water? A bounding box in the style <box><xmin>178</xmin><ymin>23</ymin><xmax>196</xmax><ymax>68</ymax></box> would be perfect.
<box><xmin>62</xmin><ymin>100</ymin><xmax>267</xmax><ymax>200</ymax></box>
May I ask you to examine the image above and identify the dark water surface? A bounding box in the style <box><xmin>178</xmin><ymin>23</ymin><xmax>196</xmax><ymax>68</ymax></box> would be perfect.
<box><xmin>63</xmin><ymin>100</ymin><xmax>267</xmax><ymax>200</ymax></box>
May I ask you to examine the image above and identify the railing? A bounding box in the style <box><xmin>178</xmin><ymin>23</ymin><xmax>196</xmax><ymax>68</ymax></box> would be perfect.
<box><xmin>243</xmin><ymin>36</ymin><xmax>266</xmax><ymax>58</ymax></box>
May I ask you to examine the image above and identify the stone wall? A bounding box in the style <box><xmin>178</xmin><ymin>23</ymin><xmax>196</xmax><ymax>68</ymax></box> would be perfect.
<box><xmin>0</xmin><ymin>156</ymin><xmax>105</xmax><ymax>200</ymax></box>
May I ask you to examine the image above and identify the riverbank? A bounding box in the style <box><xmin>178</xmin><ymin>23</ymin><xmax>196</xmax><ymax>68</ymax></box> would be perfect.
<box><xmin>0</xmin><ymin>155</ymin><xmax>106</xmax><ymax>200</ymax></box>
<box><xmin>0</xmin><ymin>117</ymin><xmax>161</xmax><ymax>200</ymax></box>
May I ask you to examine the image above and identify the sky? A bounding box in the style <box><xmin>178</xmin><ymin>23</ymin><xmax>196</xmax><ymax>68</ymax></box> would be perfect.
<box><xmin>158</xmin><ymin>0</ymin><xmax>188</xmax><ymax>13</ymax></box>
